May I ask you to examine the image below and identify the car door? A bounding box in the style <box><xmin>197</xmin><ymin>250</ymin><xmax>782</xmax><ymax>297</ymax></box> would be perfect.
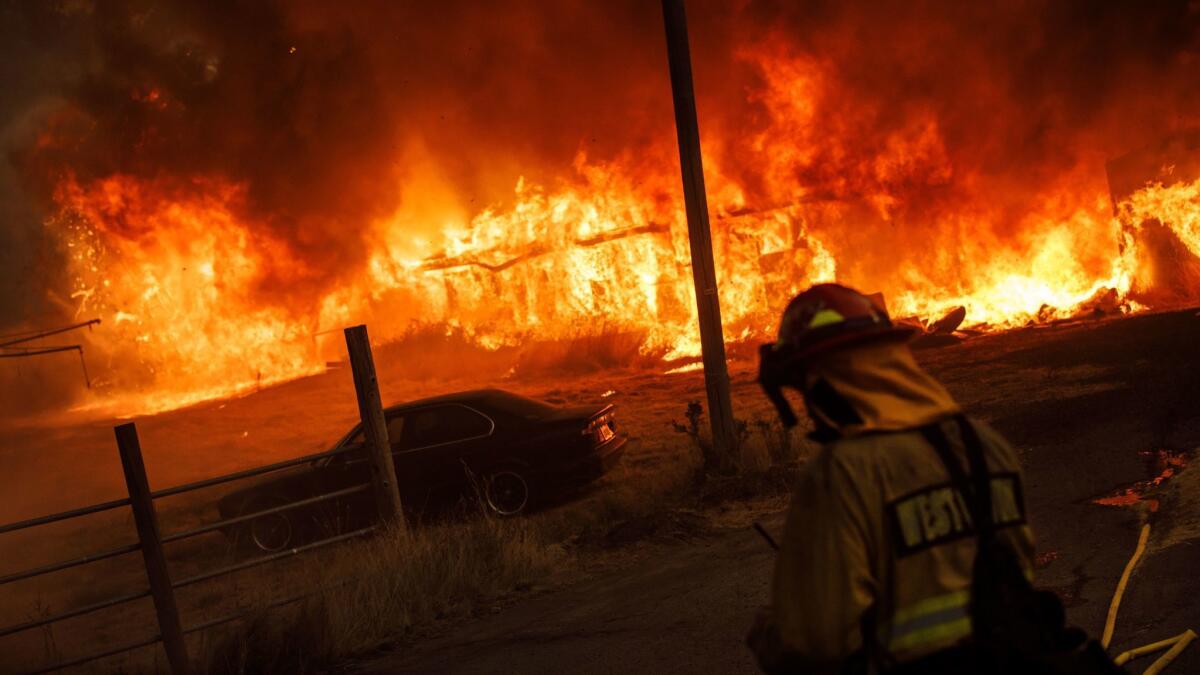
<box><xmin>391</xmin><ymin>404</ymin><xmax>496</xmax><ymax>502</ymax></box>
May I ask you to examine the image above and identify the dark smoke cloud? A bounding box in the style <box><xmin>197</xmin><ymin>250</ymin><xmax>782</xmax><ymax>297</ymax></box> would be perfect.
<box><xmin>0</xmin><ymin>2</ymin><xmax>85</xmax><ymax>330</ymax></box>
<box><xmin>714</xmin><ymin>0</ymin><xmax>1200</xmax><ymax>213</ymax></box>
<box><xmin>12</xmin><ymin>0</ymin><xmax>407</xmax><ymax>307</ymax></box>
<box><xmin>2</xmin><ymin>0</ymin><xmax>689</xmax><ymax>325</ymax></box>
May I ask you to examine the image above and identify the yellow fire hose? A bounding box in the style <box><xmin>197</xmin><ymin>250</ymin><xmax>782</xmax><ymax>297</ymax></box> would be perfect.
<box><xmin>1102</xmin><ymin>524</ymin><xmax>1150</xmax><ymax>649</ymax></box>
<box><xmin>1102</xmin><ymin>523</ymin><xmax>1197</xmax><ymax>672</ymax></box>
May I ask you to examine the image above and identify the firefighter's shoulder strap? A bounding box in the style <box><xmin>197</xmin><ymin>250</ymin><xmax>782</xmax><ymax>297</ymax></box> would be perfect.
<box><xmin>921</xmin><ymin>414</ymin><xmax>1028</xmax><ymax>638</ymax></box>
<box><xmin>919</xmin><ymin>415</ymin><xmax>994</xmax><ymax>538</ymax></box>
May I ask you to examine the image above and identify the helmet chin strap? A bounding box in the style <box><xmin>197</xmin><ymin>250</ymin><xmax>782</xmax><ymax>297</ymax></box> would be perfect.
<box><xmin>758</xmin><ymin>344</ymin><xmax>801</xmax><ymax>428</ymax></box>
<box><xmin>758</xmin><ymin>343</ymin><xmax>865</xmax><ymax>434</ymax></box>
<box><xmin>804</xmin><ymin>377</ymin><xmax>865</xmax><ymax>431</ymax></box>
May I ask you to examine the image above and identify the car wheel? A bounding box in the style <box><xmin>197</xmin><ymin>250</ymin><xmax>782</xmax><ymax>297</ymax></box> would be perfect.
<box><xmin>484</xmin><ymin>469</ymin><xmax>530</xmax><ymax>516</ymax></box>
<box><xmin>239</xmin><ymin>497</ymin><xmax>297</xmax><ymax>553</ymax></box>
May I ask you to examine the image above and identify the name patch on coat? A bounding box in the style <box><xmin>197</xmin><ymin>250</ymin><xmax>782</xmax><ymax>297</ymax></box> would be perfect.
<box><xmin>887</xmin><ymin>473</ymin><xmax>1025</xmax><ymax>557</ymax></box>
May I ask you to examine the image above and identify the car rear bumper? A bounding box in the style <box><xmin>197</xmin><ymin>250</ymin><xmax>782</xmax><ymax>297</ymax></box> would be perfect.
<box><xmin>554</xmin><ymin>434</ymin><xmax>627</xmax><ymax>486</ymax></box>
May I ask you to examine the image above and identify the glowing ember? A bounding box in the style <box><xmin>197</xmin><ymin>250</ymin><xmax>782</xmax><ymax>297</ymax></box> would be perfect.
<box><xmin>1093</xmin><ymin>450</ymin><xmax>1190</xmax><ymax>511</ymax></box>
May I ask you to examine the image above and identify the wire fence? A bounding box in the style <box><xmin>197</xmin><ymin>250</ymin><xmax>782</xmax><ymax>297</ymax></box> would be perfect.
<box><xmin>0</xmin><ymin>325</ymin><xmax>405</xmax><ymax>674</ymax></box>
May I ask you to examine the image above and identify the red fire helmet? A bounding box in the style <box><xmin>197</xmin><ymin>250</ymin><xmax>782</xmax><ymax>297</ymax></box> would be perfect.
<box><xmin>773</xmin><ymin>283</ymin><xmax>916</xmax><ymax>362</ymax></box>
<box><xmin>758</xmin><ymin>283</ymin><xmax>917</xmax><ymax>427</ymax></box>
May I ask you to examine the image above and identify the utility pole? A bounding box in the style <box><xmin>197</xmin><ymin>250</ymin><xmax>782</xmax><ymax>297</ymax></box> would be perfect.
<box><xmin>661</xmin><ymin>0</ymin><xmax>737</xmax><ymax>467</ymax></box>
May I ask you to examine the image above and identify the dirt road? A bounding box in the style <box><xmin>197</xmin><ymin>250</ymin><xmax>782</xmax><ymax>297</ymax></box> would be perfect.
<box><xmin>361</xmin><ymin>310</ymin><xmax>1200</xmax><ymax>674</ymax></box>
<box><xmin>360</xmin><ymin>519</ymin><xmax>777</xmax><ymax>675</ymax></box>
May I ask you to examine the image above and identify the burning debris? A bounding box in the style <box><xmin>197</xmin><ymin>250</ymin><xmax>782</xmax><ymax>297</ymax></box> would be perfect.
<box><xmin>1108</xmin><ymin>130</ymin><xmax>1200</xmax><ymax>308</ymax></box>
<box><xmin>927</xmin><ymin>306</ymin><xmax>966</xmax><ymax>335</ymax></box>
<box><xmin>1093</xmin><ymin>449</ymin><xmax>1190</xmax><ymax>511</ymax></box>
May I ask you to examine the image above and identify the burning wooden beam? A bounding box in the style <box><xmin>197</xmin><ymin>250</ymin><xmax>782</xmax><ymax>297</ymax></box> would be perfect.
<box><xmin>418</xmin><ymin>223</ymin><xmax>671</xmax><ymax>274</ymax></box>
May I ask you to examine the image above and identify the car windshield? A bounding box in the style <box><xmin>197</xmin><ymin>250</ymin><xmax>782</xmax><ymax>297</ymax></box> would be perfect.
<box><xmin>313</xmin><ymin>424</ymin><xmax>364</xmax><ymax>467</ymax></box>
<box><xmin>483</xmin><ymin>391</ymin><xmax>558</xmax><ymax>421</ymax></box>
<box><xmin>340</xmin><ymin>426</ymin><xmax>365</xmax><ymax>447</ymax></box>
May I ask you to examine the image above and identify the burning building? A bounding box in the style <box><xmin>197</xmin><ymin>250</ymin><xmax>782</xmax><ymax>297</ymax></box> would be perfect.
<box><xmin>2</xmin><ymin>0</ymin><xmax>1200</xmax><ymax>415</ymax></box>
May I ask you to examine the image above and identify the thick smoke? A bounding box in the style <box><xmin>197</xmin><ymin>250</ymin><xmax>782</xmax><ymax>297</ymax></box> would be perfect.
<box><xmin>691</xmin><ymin>1</ymin><xmax>1199</xmax><ymax>311</ymax></box>
<box><xmin>718</xmin><ymin>0</ymin><xmax>1200</xmax><ymax>195</ymax></box>
<box><xmin>706</xmin><ymin>1</ymin><xmax>1200</xmax><ymax>293</ymax></box>
<box><xmin>2</xmin><ymin>0</ymin><xmax>1199</xmax><ymax>414</ymax></box>
<box><xmin>3</xmin><ymin>1</ymin><xmax>693</xmax><ymax>321</ymax></box>
<box><xmin>13</xmin><ymin>1</ymin><xmax>406</xmax><ymax>309</ymax></box>
<box><xmin>8</xmin><ymin>0</ymin><xmax>1199</xmax><ymax>314</ymax></box>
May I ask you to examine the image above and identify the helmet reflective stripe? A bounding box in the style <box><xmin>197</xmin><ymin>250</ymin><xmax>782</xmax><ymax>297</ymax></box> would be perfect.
<box><xmin>807</xmin><ymin>308</ymin><xmax>846</xmax><ymax>329</ymax></box>
<box><xmin>884</xmin><ymin>589</ymin><xmax>971</xmax><ymax>653</ymax></box>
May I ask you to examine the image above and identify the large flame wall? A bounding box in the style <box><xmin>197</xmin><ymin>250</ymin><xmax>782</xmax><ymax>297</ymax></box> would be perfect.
<box><xmin>4</xmin><ymin>1</ymin><xmax>1200</xmax><ymax>414</ymax></box>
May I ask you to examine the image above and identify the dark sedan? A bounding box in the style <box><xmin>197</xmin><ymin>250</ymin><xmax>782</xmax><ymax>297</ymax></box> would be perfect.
<box><xmin>218</xmin><ymin>389</ymin><xmax>626</xmax><ymax>552</ymax></box>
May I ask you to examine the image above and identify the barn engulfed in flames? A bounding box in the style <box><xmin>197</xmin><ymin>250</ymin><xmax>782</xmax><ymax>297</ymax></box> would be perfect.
<box><xmin>11</xmin><ymin>2</ymin><xmax>1200</xmax><ymax>414</ymax></box>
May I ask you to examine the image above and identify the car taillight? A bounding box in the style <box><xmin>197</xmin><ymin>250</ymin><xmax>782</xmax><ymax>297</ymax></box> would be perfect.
<box><xmin>583</xmin><ymin>414</ymin><xmax>615</xmax><ymax>436</ymax></box>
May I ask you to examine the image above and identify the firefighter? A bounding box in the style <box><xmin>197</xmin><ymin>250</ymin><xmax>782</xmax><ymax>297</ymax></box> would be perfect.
<box><xmin>748</xmin><ymin>283</ymin><xmax>1119</xmax><ymax>674</ymax></box>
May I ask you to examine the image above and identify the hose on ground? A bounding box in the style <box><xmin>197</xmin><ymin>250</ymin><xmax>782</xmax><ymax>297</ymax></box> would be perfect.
<box><xmin>1103</xmin><ymin>523</ymin><xmax>1150</xmax><ymax>649</ymax></box>
<box><xmin>1103</xmin><ymin>522</ymin><xmax>1196</xmax><ymax>672</ymax></box>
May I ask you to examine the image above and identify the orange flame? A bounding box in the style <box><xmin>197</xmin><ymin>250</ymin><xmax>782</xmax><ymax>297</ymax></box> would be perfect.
<box><xmin>47</xmin><ymin>44</ymin><xmax>1200</xmax><ymax>415</ymax></box>
<box><xmin>58</xmin><ymin>176</ymin><xmax>324</xmax><ymax>413</ymax></box>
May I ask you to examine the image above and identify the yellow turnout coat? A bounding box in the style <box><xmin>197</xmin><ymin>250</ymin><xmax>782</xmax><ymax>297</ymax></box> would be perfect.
<box><xmin>758</xmin><ymin>340</ymin><xmax>1035</xmax><ymax>672</ymax></box>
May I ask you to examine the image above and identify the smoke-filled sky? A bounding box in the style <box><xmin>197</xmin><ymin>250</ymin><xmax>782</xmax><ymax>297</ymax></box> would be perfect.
<box><xmin>4</xmin><ymin>0</ymin><xmax>1198</xmax><ymax>326</ymax></box>
<box><xmin>1</xmin><ymin>0</ymin><xmax>676</xmax><ymax>328</ymax></box>
<box><xmin>2</xmin><ymin>0</ymin><xmax>1200</xmax><ymax>416</ymax></box>
<box><xmin>3</xmin><ymin>0</ymin><xmax>1198</xmax><ymax>315</ymax></box>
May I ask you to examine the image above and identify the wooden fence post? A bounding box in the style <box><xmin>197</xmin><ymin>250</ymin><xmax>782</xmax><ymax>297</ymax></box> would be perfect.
<box><xmin>115</xmin><ymin>423</ymin><xmax>190</xmax><ymax>675</ymax></box>
<box><xmin>344</xmin><ymin>325</ymin><xmax>406</xmax><ymax>531</ymax></box>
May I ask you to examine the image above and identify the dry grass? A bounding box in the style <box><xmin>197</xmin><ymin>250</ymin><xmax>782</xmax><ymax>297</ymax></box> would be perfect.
<box><xmin>192</xmin><ymin>409</ymin><xmax>793</xmax><ymax>675</ymax></box>
<box><xmin>195</xmin><ymin>440</ymin><xmax>707</xmax><ymax>675</ymax></box>
<box><xmin>198</xmin><ymin>516</ymin><xmax>566</xmax><ymax>674</ymax></box>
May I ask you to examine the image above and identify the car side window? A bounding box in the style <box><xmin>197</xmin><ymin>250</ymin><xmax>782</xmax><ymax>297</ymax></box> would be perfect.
<box><xmin>386</xmin><ymin>414</ymin><xmax>406</xmax><ymax>444</ymax></box>
<box><xmin>338</xmin><ymin>414</ymin><xmax>403</xmax><ymax>466</ymax></box>
<box><xmin>400</xmin><ymin>405</ymin><xmax>492</xmax><ymax>449</ymax></box>
<box><xmin>343</xmin><ymin>414</ymin><xmax>404</xmax><ymax>448</ymax></box>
